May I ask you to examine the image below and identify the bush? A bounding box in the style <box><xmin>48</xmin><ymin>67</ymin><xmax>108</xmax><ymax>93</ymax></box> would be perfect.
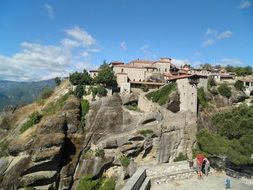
<box><xmin>55</xmin><ymin>77</ymin><xmax>61</xmax><ymax>86</ymax></box>
<box><xmin>217</xmin><ymin>83</ymin><xmax>231</xmax><ymax>99</ymax></box>
<box><xmin>95</xmin><ymin>149</ymin><xmax>105</xmax><ymax>158</ymax></box>
<box><xmin>99</xmin><ymin>178</ymin><xmax>115</xmax><ymax>190</ymax></box>
<box><xmin>38</xmin><ymin>87</ymin><xmax>54</xmax><ymax>100</ymax></box>
<box><xmin>174</xmin><ymin>152</ymin><xmax>188</xmax><ymax>162</ymax></box>
<box><xmin>42</xmin><ymin>93</ymin><xmax>70</xmax><ymax>116</ymax></box>
<box><xmin>124</xmin><ymin>102</ymin><xmax>140</xmax><ymax>111</ymax></box>
<box><xmin>0</xmin><ymin>140</ymin><xmax>9</xmax><ymax>157</ymax></box>
<box><xmin>119</xmin><ymin>155</ymin><xmax>130</xmax><ymax>167</ymax></box>
<box><xmin>81</xmin><ymin>99</ymin><xmax>89</xmax><ymax>116</ymax></box>
<box><xmin>140</xmin><ymin>84</ymin><xmax>149</xmax><ymax>92</ymax></box>
<box><xmin>20</xmin><ymin>111</ymin><xmax>42</xmax><ymax>133</ymax></box>
<box><xmin>146</xmin><ymin>83</ymin><xmax>176</xmax><ymax>105</ymax></box>
<box><xmin>234</xmin><ymin>80</ymin><xmax>245</xmax><ymax>91</ymax></box>
<box><xmin>138</xmin><ymin>129</ymin><xmax>154</xmax><ymax>137</ymax></box>
<box><xmin>76</xmin><ymin>176</ymin><xmax>101</xmax><ymax>190</ymax></box>
<box><xmin>208</xmin><ymin>77</ymin><xmax>216</xmax><ymax>87</ymax></box>
<box><xmin>197</xmin><ymin>87</ymin><xmax>208</xmax><ymax>108</ymax></box>
<box><xmin>96</xmin><ymin>86</ymin><xmax>107</xmax><ymax>97</ymax></box>
<box><xmin>74</xmin><ymin>84</ymin><xmax>85</xmax><ymax>99</ymax></box>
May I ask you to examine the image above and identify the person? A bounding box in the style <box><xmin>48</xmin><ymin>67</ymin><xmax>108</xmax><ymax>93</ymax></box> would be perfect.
<box><xmin>195</xmin><ymin>154</ymin><xmax>205</xmax><ymax>178</ymax></box>
<box><xmin>202</xmin><ymin>157</ymin><xmax>210</xmax><ymax>176</ymax></box>
<box><xmin>225</xmin><ymin>178</ymin><xmax>231</xmax><ymax>189</ymax></box>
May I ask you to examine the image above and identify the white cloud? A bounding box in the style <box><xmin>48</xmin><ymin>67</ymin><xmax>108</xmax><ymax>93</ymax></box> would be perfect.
<box><xmin>238</xmin><ymin>0</ymin><xmax>251</xmax><ymax>9</ymax></box>
<box><xmin>44</xmin><ymin>3</ymin><xmax>54</xmax><ymax>18</ymax></box>
<box><xmin>216</xmin><ymin>58</ymin><xmax>242</xmax><ymax>66</ymax></box>
<box><xmin>65</xmin><ymin>26</ymin><xmax>96</xmax><ymax>47</ymax></box>
<box><xmin>203</xmin><ymin>29</ymin><xmax>233</xmax><ymax>46</ymax></box>
<box><xmin>217</xmin><ymin>30</ymin><xmax>233</xmax><ymax>39</ymax></box>
<box><xmin>120</xmin><ymin>41</ymin><xmax>127</xmax><ymax>50</ymax></box>
<box><xmin>171</xmin><ymin>59</ymin><xmax>190</xmax><ymax>67</ymax></box>
<box><xmin>140</xmin><ymin>44</ymin><xmax>150</xmax><ymax>55</ymax></box>
<box><xmin>0</xmin><ymin>27</ymin><xmax>100</xmax><ymax>81</ymax></box>
<box><xmin>203</xmin><ymin>39</ymin><xmax>216</xmax><ymax>46</ymax></box>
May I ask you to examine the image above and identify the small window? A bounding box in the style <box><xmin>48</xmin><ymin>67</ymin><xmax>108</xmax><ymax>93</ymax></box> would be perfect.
<box><xmin>165</xmin><ymin>68</ymin><xmax>167</xmax><ymax>72</ymax></box>
<box><xmin>121</xmin><ymin>68</ymin><xmax>124</xmax><ymax>73</ymax></box>
<box><xmin>133</xmin><ymin>79</ymin><xmax>135</xmax><ymax>81</ymax></box>
<box><xmin>139</xmin><ymin>79</ymin><xmax>141</xmax><ymax>82</ymax></box>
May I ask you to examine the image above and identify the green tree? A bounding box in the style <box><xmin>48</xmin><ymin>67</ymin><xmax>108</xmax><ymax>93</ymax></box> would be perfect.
<box><xmin>94</xmin><ymin>63</ymin><xmax>117</xmax><ymax>87</ymax></box>
<box><xmin>74</xmin><ymin>84</ymin><xmax>85</xmax><ymax>99</ymax></box>
<box><xmin>217</xmin><ymin>83</ymin><xmax>231</xmax><ymax>99</ymax></box>
<box><xmin>201</xmin><ymin>63</ymin><xmax>212</xmax><ymax>70</ymax></box>
<box><xmin>55</xmin><ymin>77</ymin><xmax>61</xmax><ymax>86</ymax></box>
<box><xmin>197</xmin><ymin>87</ymin><xmax>208</xmax><ymax>108</ymax></box>
<box><xmin>81</xmin><ymin>69</ymin><xmax>93</xmax><ymax>85</ymax></box>
<box><xmin>96</xmin><ymin>85</ymin><xmax>108</xmax><ymax>97</ymax></box>
<box><xmin>234</xmin><ymin>80</ymin><xmax>245</xmax><ymax>91</ymax></box>
<box><xmin>69</xmin><ymin>72</ymin><xmax>83</xmax><ymax>85</ymax></box>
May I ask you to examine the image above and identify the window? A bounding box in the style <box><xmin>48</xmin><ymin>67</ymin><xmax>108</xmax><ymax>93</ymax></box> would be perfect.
<box><xmin>165</xmin><ymin>68</ymin><xmax>167</xmax><ymax>72</ymax></box>
<box><xmin>121</xmin><ymin>68</ymin><xmax>124</xmax><ymax>73</ymax></box>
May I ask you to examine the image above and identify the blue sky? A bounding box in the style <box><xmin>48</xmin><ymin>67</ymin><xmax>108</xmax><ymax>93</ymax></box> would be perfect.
<box><xmin>0</xmin><ymin>0</ymin><xmax>252</xmax><ymax>81</ymax></box>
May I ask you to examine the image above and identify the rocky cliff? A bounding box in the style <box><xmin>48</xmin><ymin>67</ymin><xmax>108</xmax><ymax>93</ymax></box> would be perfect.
<box><xmin>0</xmin><ymin>82</ymin><xmax>198</xmax><ymax>190</ymax></box>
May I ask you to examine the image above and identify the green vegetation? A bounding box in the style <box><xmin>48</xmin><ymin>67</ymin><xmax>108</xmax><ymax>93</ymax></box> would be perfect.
<box><xmin>140</xmin><ymin>84</ymin><xmax>149</xmax><ymax>92</ymax></box>
<box><xmin>55</xmin><ymin>77</ymin><xmax>61</xmax><ymax>86</ymax></box>
<box><xmin>234</xmin><ymin>80</ymin><xmax>245</xmax><ymax>91</ymax></box>
<box><xmin>99</xmin><ymin>178</ymin><xmax>115</xmax><ymax>190</ymax></box>
<box><xmin>195</xmin><ymin>105</ymin><xmax>253</xmax><ymax>165</ymax></box>
<box><xmin>174</xmin><ymin>153</ymin><xmax>188</xmax><ymax>162</ymax></box>
<box><xmin>80</xmin><ymin>99</ymin><xmax>89</xmax><ymax>128</ymax></box>
<box><xmin>225</xmin><ymin>65</ymin><xmax>252</xmax><ymax>76</ymax></box>
<box><xmin>124</xmin><ymin>102</ymin><xmax>140</xmax><ymax>111</ymax></box>
<box><xmin>42</xmin><ymin>93</ymin><xmax>70</xmax><ymax>116</ymax></box>
<box><xmin>94</xmin><ymin>62</ymin><xmax>117</xmax><ymax>87</ymax></box>
<box><xmin>138</xmin><ymin>129</ymin><xmax>154</xmax><ymax>137</ymax></box>
<box><xmin>83</xmin><ymin>150</ymin><xmax>94</xmax><ymax>159</ymax></box>
<box><xmin>96</xmin><ymin>86</ymin><xmax>108</xmax><ymax>97</ymax></box>
<box><xmin>146</xmin><ymin>83</ymin><xmax>176</xmax><ymax>105</ymax></box>
<box><xmin>76</xmin><ymin>176</ymin><xmax>115</xmax><ymax>190</ymax></box>
<box><xmin>0</xmin><ymin>140</ymin><xmax>9</xmax><ymax>157</ymax></box>
<box><xmin>69</xmin><ymin>69</ymin><xmax>93</xmax><ymax>86</ymax></box>
<box><xmin>207</xmin><ymin>76</ymin><xmax>216</xmax><ymax>91</ymax></box>
<box><xmin>119</xmin><ymin>155</ymin><xmax>130</xmax><ymax>167</ymax></box>
<box><xmin>75</xmin><ymin>84</ymin><xmax>85</xmax><ymax>99</ymax></box>
<box><xmin>197</xmin><ymin>87</ymin><xmax>208</xmax><ymax>108</ymax></box>
<box><xmin>95</xmin><ymin>149</ymin><xmax>105</xmax><ymax>158</ymax></box>
<box><xmin>38</xmin><ymin>87</ymin><xmax>54</xmax><ymax>100</ymax></box>
<box><xmin>20</xmin><ymin>111</ymin><xmax>42</xmax><ymax>133</ymax></box>
<box><xmin>217</xmin><ymin>83</ymin><xmax>232</xmax><ymax>99</ymax></box>
<box><xmin>76</xmin><ymin>176</ymin><xmax>101</xmax><ymax>190</ymax></box>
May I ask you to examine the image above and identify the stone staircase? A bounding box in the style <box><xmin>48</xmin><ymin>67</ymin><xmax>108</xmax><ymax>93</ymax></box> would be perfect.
<box><xmin>144</xmin><ymin>161</ymin><xmax>195</xmax><ymax>185</ymax></box>
<box><xmin>122</xmin><ymin>161</ymin><xmax>196</xmax><ymax>189</ymax></box>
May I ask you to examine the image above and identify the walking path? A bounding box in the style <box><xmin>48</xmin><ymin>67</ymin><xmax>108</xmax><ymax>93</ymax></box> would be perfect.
<box><xmin>151</xmin><ymin>172</ymin><xmax>253</xmax><ymax>190</ymax></box>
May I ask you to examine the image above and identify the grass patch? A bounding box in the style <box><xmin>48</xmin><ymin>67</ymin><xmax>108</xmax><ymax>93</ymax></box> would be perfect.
<box><xmin>76</xmin><ymin>176</ymin><xmax>115</xmax><ymax>190</ymax></box>
<box><xmin>42</xmin><ymin>93</ymin><xmax>70</xmax><ymax>116</ymax></box>
<box><xmin>80</xmin><ymin>99</ymin><xmax>90</xmax><ymax>128</ymax></box>
<box><xmin>138</xmin><ymin>129</ymin><xmax>154</xmax><ymax>137</ymax></box>
<box><xmin>146</xmin><ymin>83</ymin><xmax>176</xmax><ymax>105</ymax></box>
<box><xmin>83</xmin><ymin>149</ymin><xmax>94</xmax><ymax>159</ymax></box>
<box><xmin>174</xmin><ymin>152</ymin><xmax>188</xmax><ymax>162</ymax></box>
<box><xmin>197</xmin><ymin>87</ymin><xmax>208</xmax><ymax>108</ymax></box>
<box><xmin>119</xmin><ymin>155</ymin><xmax>130</xmax><ymax>167</ymax></box>
<box><xmin>20</xmin><ymin>111</ymin><xmax>42</xmax><ymax>133</ymax></box>
<box><xmin>124</xmin><ymin>102</ymin><xmax>140</xmax><ymax>111</ymax></box>
<box><xmin>0</xmin><ymin>140</ymin><xmax>9</xmax><ymax>157</ymax></box>
<box><xmin>95</xmin><ymin>149</ymin><xmax>105</xmax><ymax>158</ymax></box>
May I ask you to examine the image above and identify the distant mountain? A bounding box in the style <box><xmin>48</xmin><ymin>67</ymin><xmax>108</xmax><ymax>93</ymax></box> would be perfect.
<box><xmin>0</xmin><ymin>79</ymin><xmax>56</xmax><ymax>111</ymax></box>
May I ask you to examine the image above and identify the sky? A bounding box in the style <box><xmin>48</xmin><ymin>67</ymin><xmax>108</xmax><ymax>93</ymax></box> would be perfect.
<box><xmin>0</xmin><ymin>0</ymin><xmax>252</xmax><ymax>81</ymax></box>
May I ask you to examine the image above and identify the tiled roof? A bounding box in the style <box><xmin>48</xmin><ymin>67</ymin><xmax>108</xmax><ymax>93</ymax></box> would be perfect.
<box><xmin>130</xmin><ymin>81</ymin><xmax>165</xmax><ymax>85</ymax></box>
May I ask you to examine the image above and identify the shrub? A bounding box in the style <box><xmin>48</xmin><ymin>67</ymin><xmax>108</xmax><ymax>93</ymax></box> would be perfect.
<box><xmin>96</xmin><ymin>86</ymin><xmax>107</xmax><ymax>97</ymax></box>
<box><xmin>76</xmin><ymin>176</ymin><xmax>101</xmax><ymax>190</ymax></box>
<box><xmin>99</xmin><ymin>178</ymin><xmax>115</xmax><ymax>190</ymax></box>
<box><xmin>217</xmin><ymin>83</ymin><xmax>231</xmax><ymax>99</ymax></box>
<box><xmin>0</xmin><ymin>140</ymin><xmax>9</xmax><ymax>157</ymax></box>
<box><xmin>119</xmin><ymin>155</ymin><xmax>130</xmax><ymax>167</ymax></box>
<box><xmin>208</xmin><ymin>77</ymin><xmax>216</xmax><ymax>87</ymax></box>
<box><xmin>174</xmin><ymin>152</ymin><xmax>188</xmax><ymax>162</ymax></box>
<box><xmin>81</xmin><ymin>99</ymin><xmax>89</xmax><ymax>116</ymax></box>
<box><xmin>20</xmin><ymin>111</ymin><xmax>42</xmax><ymax>133</ymax></box>
<box><xmin>38</xmin><ymin>87</ymin><xmax>54</xmax><ymax>100</ymax></box>
<box><xmin>197</xmin><ymin>87</ymin><xmax>208</xmax><ymax>108</ymax></box>
<box><xmin>42</xmin><ymin>93</ymin><xmax>70</xmax><ymax>116</ymax></box>
<box><xmin>146</xmin><ymin>83</ymin><xmax>176</xmax><ymax>105</ymax></box>
<box><xmin>234</xmin><ymin>80</ymin><xmax>245</xmax><ymax>91</ymax></box>
<box><xmin>95</xmin><ymin>149</ymin><xmax>105</xmax><ymax>158</ymax></box>
<box><xmin>74</xmin><ymin>84</ymin><xmax>85</xmax><ymax>99</ymax></box>
<box><xmin>138</xmin><ymin>129</ymin><xmax>154</xmax><ymax>137</ymax></box>
<box><xmin>55</xmin><ymin>77</ymin><xmax>61</xmax><ymax>86</ymax></box>
<box><xmin>124</xmin><ymin>102</ymin><xmax>140</xmax><ymax>111</ymax></box>
<box><xmin>140</xmin><ymin>84</ymin><xmax>149</xmax><ymax>92</ymax></box>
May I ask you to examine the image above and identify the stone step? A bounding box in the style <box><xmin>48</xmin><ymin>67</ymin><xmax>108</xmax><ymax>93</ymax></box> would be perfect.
<box><xmin>139</xmin><ymin>177</ymin><xmax>151</xmax><ymax>190</ymax></box>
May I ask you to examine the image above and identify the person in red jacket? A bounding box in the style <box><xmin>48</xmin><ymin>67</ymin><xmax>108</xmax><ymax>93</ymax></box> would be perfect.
<box><xmin>196</xmin><ymin>154</ymin><xmax>205</xmax><ymax>178</ymax></box>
